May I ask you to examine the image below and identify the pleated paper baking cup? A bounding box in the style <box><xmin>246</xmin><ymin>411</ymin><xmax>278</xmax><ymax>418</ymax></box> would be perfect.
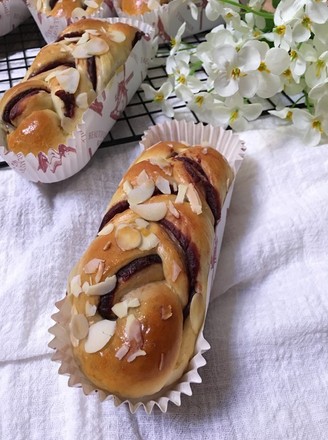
<box><xmin>27</xmin><ymin>0</ymin><xmax>116</xmax><ymax>43</ymax></box>
<box><xmin>0</xmin><ymin>0</ymin><xmax>30</xmax><ymax>37</ymax></box>
<box><xmin>113</xmin><ymin>0</ymin><xmax>223</xmax><ymax>43</ymax></box>
<box><xmin>48</xmin><ymin>120</ymin><xmax>246</xmax><ymax>413</ymax></box>
<box><xmin>0</xmin><ymin>18</ymin><xmax>154</xmax><ymax>183</ymax></box>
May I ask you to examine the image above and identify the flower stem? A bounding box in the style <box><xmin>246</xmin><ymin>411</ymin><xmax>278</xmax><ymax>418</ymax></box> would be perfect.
<box><xmin>219</xmin><ymin>0</ymin><xmax>274</xmax><ymax>19</ymax></box>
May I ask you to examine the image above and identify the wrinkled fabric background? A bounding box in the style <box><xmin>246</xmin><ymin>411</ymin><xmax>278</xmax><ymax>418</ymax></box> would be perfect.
<box><xmin>1</xmin><ymin>125</ymin><xmax>327</xmax><ymax>440</ymax></box>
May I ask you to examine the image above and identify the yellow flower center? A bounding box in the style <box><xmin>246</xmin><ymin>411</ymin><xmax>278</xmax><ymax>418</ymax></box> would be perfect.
<box><xmin>286</xmin><ymin>110</ymin><xmax>293</xmax><ymax>122</ymax></box>
<box><xmin>195</xmin><ymin>96</ymin><xmax>204</xmax><ymax>107</ymax></box>
<box><xmin>230</xmin><ymin>110</ymin><xmax>239</xmax><ymax>123</ymax></box>
<box><xmin>290</xmin><ymin>50</ymin><xmax>298</xmax><ymax>61</ymax></box>
<box><xmin>154</xmin><ymin>92</ymin><xmax>164</xmax><ymax>103</ymax></box>
<box><xmin>258</xmin><ymin>61</ymin><xmax>270</xmax><ymax>73</ymax></box>
<box><xmin>302</xmin><ymin>16</ymin><xmax>311</xmax><ymax>30</ymax></box>
<box><xmin>274</xmin><ymin>25</ymin><xmax>286</xmax><ymax>36</ymax></box>
<box><xmin>316</xmin><ymin>59</ymin><xmax>325</xmax><ymax>77</ymax></box>
<box><xmin>231</xmin><ymin>67</ymin><xmax>241</xmax><ymax>79</ymax></box>
<box><xmin>177</xmin><ymin>74</ymin><xmax>186</xmax><ymax>84</ymax></box>
<box><xmin>283</xmin><ymin>68</ymin><xmax>292</xmax><ymax>80</ymax></box>
<box><xmin>170</xmin><ymin>38</ymin><xmax>176</xmax><ymax>48</ymax></box>
<box><xmin>312</xmin><ymin>119</ymin><xmax>322</xmax><ymax>132</ymax></box>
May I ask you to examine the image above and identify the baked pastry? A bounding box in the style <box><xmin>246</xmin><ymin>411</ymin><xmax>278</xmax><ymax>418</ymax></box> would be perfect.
<box><xmin>0</xmin><ymin>19</ymin><xmax>142</xmax><ymax>156</ymax></box>
<box><xmin>66</xmin><ymin>140</ymin><xmax>233</xmax><ymax>400</ymax></box>
<box><xmin>36</xmin><ymin>0</ymin><xmax>103</xmax><ymax>18</ymax></box>
<box><xmin>120</xmin><ymin>0</ymin><xmax>170</xmax><ymax>15</ymax></box>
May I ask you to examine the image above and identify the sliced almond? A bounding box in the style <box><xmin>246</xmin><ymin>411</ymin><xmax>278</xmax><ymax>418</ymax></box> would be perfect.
<box><xmin>123</xmin><ymin>180</ymin><xmax>133</xmax><ymax>195</ymax></box>
<box><xmin>127</xmin><ymin>298</ymin><xmax>140</xmax><ymax>308</ymax></box>
<box><xmin>127</xmin><ymin>349</ymin><xmax>146</xmax><ymax>363</ymax></box>
<box><xmin>139</xmin><ymin>232</ymin><xmax>159</xmax><ymax>251</ymax></box>
<box><xmin>125</xmin><ymin>314</ymin><xmax>143</xmax><ymax>345</ymax></box>
<box><xmin>172</xmin><ymin>260</ymin><xmax>182</xmax><ymax>282</ymax></box>
<box><xmin>84</xmin><ymin>0</ymin><xmax>99</xmax><ymax>8</ymax></box>
<box><xmin>70</xmin><ymin>314</ymin><xmax>89</xmax><ymax>340</ymax></box>
<box><xmin>115</xmin><ymin>343</ymin><xmax>130</xmax><ymax>360</ymax></box>
<box><xmin>83</xmin><ymin>258</ymin><xmax>104</xmax><ymax>274</ymax></box>
<box><xmin>85</xmin><ymin>301</ymin><xmax>97</xmax><ymax>317</ymax></box>
<box><xmin>135</xmin><ymin>218</ymin><xmax>149</xmax><ymax>229</ymax></box>
<box><xmin>161</xmin><ymin>305</ymin><xmax>173</xmax><ymax>320</ymax></box>
<box><xmin>98</xmin><ymin>222</ymin><xmax>114</xmax><ymax>236</ymax></box>
<box><xmin>76</xmin><ymin>92</ymin><xmax>89</xmax><ymax>109</ymax></box>
<box><xmin>77</xmin><ymin>32</ymin><xmax>90</xmax><ymax>46</ymax></box>
<box><xmin>168</xmin><ymin>200</ymin><xmax>180</xmax><ymax>218</ymax></box>
<box><xmin>84</xmin><ymin>320</ymin><xmax>116</xmax><ymax>353</ymax></box>
<box><xmin>108</xmin><ymin>30</ymin><xmax>127</xmax><ymax>43</ymax></box>
<box><xmin>115</xmin><ymin>225</ymin><xmax>142</xmax><ymax>251</ymax></box>
<box><xmin>136</xmin><ymin>170</ymin><xmax>149</xmax><ymax>185</ymax></box>
<box><xmin>127</xmin><ymin>179</ymin><xmax>155</xmax><ymax>205</ymax></box>
<box><xmin>70</xmin><ymin>274</ymin><xmax>82</xmax><ymax>297</ymax></box>
<box><xmin>130</xmin><ymin>202</ymin><xmax>167</xmax><ymax>222</ymax></box>
<box><xmin>186</xmin><ymin>183</ymin><xmax>202</xmax><ymax>215</ymax></box>
<box><xmin>95</xmin><ymin>260</ymin><xmax>105</xmax><ymax>284</ymax></box>
<box><xmin>149</xmin><ymin>157</ymin><xmax>171</xmax><ymax>171</ymax></box>
<box><xmin>85</xmin><ymin>274</ymin><xmax>117</xmax><ymax>296</ymax></box>
<box><xmin>103</xmin><ymin>240</ymin><xmax>111</xmax><ymax>251</ymax></box>
<box><xmin>155</xmin><ymin>175</ymin><xmax>171</xmax><ymax>194</ymax></box>
<box><xmin>56</xmin><ymin>67</ymin><xmax>80</xmax><ymax>94</ymax></box>
<box><xmin>86</xmin><ymin>37</ymin><xmax>109</xmax><ymax>56</ymax></box>
<box><xmin>175</xmin><ymin>184</ymin><xmax>188</xmax><ymax>204</ymax></box>
<box><xmin>112</xmin><ymin>300</ymin><xmax>128</xmax><ymax>319</ymax></box>
<box><xmin>82</xmin><ymin>281</ymin><xmax>90</xmax><ymax>293</ymax></box>
<box><xmin>71</xmin><ymin>7</ymin><xmax>86</xmax><ymax>18</ymax></box>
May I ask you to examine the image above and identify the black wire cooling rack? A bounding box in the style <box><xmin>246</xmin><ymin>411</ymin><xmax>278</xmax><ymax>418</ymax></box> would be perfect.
<box><xmin>0</xmin><ymin>17</ymin><xmax>303</xmax><ymax>169</ymax></box>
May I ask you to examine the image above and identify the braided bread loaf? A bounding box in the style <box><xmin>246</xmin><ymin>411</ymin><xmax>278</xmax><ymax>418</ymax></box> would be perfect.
<box><xmin>36</xmin><ymin>0</ymin><xmax>103</xmax><ymax>18</ymax></box>
<box><xmin>66</xmin><ymin>140</ymin><xmax>233</xmax><ymax>400</ymax></box>
<box><xmin>120</xmin><ymin>0</ymin><xmax>170</xmax><ymax>15</ymax></box>
<box><xmin>0</xmin><ymin>19</ymin><xmax>141</xmax><ymax>156</ymax></box>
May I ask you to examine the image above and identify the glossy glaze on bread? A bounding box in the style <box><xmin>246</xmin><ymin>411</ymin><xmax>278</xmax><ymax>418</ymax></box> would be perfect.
<box><xmin>36</xmin><ymin>0</ymin><xmax>103</xmax><ymax>18</ymax></box>
<box><xmin>66</xmin><ymin>140</ymin><xmax>233</xmax><ymax>400</ymax></box>
<box><xmin>120</xmin><ymin>0</ymin><xmax>170</xmax><ymax>15</ymax></box>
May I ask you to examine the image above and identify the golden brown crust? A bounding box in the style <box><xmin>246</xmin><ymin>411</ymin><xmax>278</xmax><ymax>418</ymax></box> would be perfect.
<box><xmin>37</xmin><ymin>0</ymin><xmax>103</xmax><ymax>18</ymax></box>
<box><xmin>66</xmin><ymin>140</ymin><xmax>233</xmax><ymax>399</ymax></box>
<box><xmin>0</xmin><ymin>19</ymin><xmax>139</xmax><ymax>156</ymax></box>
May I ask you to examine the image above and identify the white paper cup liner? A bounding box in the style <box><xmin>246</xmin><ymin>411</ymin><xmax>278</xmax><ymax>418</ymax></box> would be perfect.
<box><xmin>113</xmin><ymin>0</ymin><xmax>223</xmax><ymax>42</ymax></box>
<box><xmin>0</xmin><ymin>0</ymin><xmax>30</xmax><ymax>37</ymax></box>
<box><xmin>27</xmin><ymin>0</ymin><xmax>116</xmax><ymax>43</ymax></box>
<box><xmin>0</xmin><ymin>18</ymin><xmax>154</xmax><ymax>183</ymax></box>
<box><xmin>48</xmin><ymin>120</ymin><xmax>246</xmax><ymax>413</ymax></box>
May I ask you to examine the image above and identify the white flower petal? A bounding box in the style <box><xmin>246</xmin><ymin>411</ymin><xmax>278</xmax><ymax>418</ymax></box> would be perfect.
<box><xmin>237</xmin><ymin>46</ymin><xmax>261</xmax><ymax>71</ymax></box>
<box><xmin>293</xmin><ymin>23</ymin><xmax>311</xmax><ymax>43</ymax></box>
<box><xmin>238</xmin><ymin>73</ymin><xmax>259</xmax><ymax>98</ymax></box>
<box><xmin>265</xmin><ymin>48</ymin><xmax>290</xmax><ymax>75</ymax></box>
<box><xmin>256</xmin><ymin>73</ymin><xmax>282</xmax><ymax>98</ymax></box>
<box><xmin>306</xmin><ymin>2</ymin><xmax>328</xmax><ymax>24</ymax></box>
<box><xmin>241</xmin><ymin>103</ymin><xmax>263</xmax><ymax>121</ymax></box>
<box><xmin>214</xmin><ymin>74</ymin><xmax>239</xmax><ymax>97</ymax></box>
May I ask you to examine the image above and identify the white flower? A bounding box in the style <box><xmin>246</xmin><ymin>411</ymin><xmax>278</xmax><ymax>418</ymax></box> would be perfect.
<box><xmin>205</xmin><ymin>0</ymin><xmax>226</xmax><ymax>21</ymax></box>
<box><xmin>244</xmin><ymin>40</ymin><xmax>290</xmax><ymax>98</ymax></box>
<box><xmin>292</xmin><ymin>95</ymin><xmax>328</xmax><ymax>146</ymax></box>
<box><xmin>308</xmin><ymin>78</ymin><xmax>328</xmax><ymax>102</ymax></box>
<box><xmin>187</xmin><ymin>92</ymin><xmax>226</xmax><ymax>126</ymax></box>
<box><xmin>170</xmin><ymin>22</ymin><xmax>186</xmax><ymax>55</ymax></box>
<box><xmin>212</xmin><ymin>44</ymin><xmax>261</xmax><ymax>98</ymax></box>
<box><xmin>267</xmin><ymin>23</ymin><xmax>293</xmax><ymax>50</ymax></box>
<box><xmin>289</xmin><ymin>47</ymin><xmax>307</xmax><ymax>82</ymax></box>
<box><xmin>214</xmin><ymin>93</ymin><xmax>263</xmax><ymax>131</ymax></box>
<box><xmin>141</xmin><ymin>81</ymin><xmax>174</xmax><ymax>117</ymax></box>
<box><xmin>269</xmin><ymin>107</ymin><xmax>295</xmax><ymax>123</ymax></box>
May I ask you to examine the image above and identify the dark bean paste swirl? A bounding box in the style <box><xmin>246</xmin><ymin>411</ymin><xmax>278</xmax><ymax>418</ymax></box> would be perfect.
<box><xmin>2</xmin><ymin>88</ymin><xmax>49</xmax><ymax>125</ymax></box>
<box><xmin>55</xmin><ymin>90</ymin><xmax>75</xmax><ymax>118</ymax></box>
<box><xmin>174</xmin><ymin>156</ymin><xmax>221</xmax><ymax>222</ymax></box>
<box><xmin>49</xmin><ymin>0</ymin><xmax>59</xmax><ymax>9</ymax></box>
<box><xmin>56</xmin><ymin>31</ymin><xmax>84</xmax><ymax>42</ymax></box>
<box><xmin>97</xmin><ymin>254</ymin><xmax>162</xmax><ymax>319</ymax></box>
<box><xmin>28</xmin><ymin>61</ymin><xmax>76</xmax><ymax>79</ymax></box>
<box><xmin>87</xmin><ymin>56</ymin><xmax>97</xmax><ymax>91</ymax></box>
<box><xmin>98</xmin><ymin>200</ymin><xmax>129</xmax><ymax>232</ymax></box>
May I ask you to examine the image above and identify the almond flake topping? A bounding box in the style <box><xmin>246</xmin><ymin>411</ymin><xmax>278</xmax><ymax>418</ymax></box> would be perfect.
<box><xmin>70</xmin><ymin>314</ymin><xmax>89</xmax><ymax>340</ymax></box>
<box><xmin>85</xmin><ymin>301</ymin><xmax>97</xmax><ymax>317</ymax></box>
<box><xmin>175</xmin><ymin>184</ymin><xmax>188</xmax><ymax>204</ymax></box>
<box><xmin>70</xmin><ymin>274</ymin><xmax>83</xmax><ymax>297</ymax></box>
<box><xmin>98</xmin><ymin>222</ymin><xmax>114</xmax><ymax>236</ymax></box>
<box><xmin>159</xmin><ymin>353</ymin><xmax>165</xmax><ymax>371</ymax></box>
<box><xmin>130</xmin><ymin>202</ymin><xmax>167</xmax><ymax>222</ymax></box>
<box><xmin>172</xmin><ymin>261</ymin><xmax>182</xmax><ymax>282</ymax></box>
<box><xmin>155</xmin><ymin>175</ymin><xmax>171</xmax><ymax>194</ymax></box>
<box><xmin>161</xmin><ymin>305</ymin><xmax>173</xmax><ymax>320</ymax></box>
<box><xmin>103</xmin><ymin>241</ymin><xmax>111</xmax><ymax>251</ymax></box>
<box><xmin>115</xmin><ymin>225</ymin><xmax>142</xmax><ymax>251</ymax></box>
<box><xmin>85</xmin><ymin>29</ymin><xmax>100</xmax><ymax>36</ymax></box>
<box><xmin>83</xmin><ymin>258</ymin><xmax>105</xmax><ymax>274</ymax></box>
<box><xmin>168</xmin><ymin>200</ymin><xmax>180</xmax><ymax>218</ymax></box>
<box><xmin>84</xmin><ymin>274</ymin><xmax>117</xmax><ymax>296</ymax></box>
<box><xmin>76</xmin><ymin>92</ymin><xmax>89</xmax><ymax>109</ymax></box>
<box><xmin>125</xmin><ymin>314</ymin><xmax>143</xmax><ymax>345</ymax></box>
<box><xmin>56</xmin><ymin>67</ymin><xmax>80</xmax><ymax>94</ymax></box>
<box><xmin>127</xmin><ymin>179</ymin><xmax>155</xmax><ymax>205</ymax></box>
<box><xmin>123</xmin><ymin>180</ymin><xmax>133</xmax><ymax>195</ymax></box>
<box><xmin>115</xmin><ymin>343</ymin><xmax>130</xmax><ymax>360</ymax></box>
<box><xmin>72</xmin><ymin>37</ymin><xmax>109</xmax><ymax>58</ymax></box>
<box><xmin>202</xmin><ymin>147</ymin><xmax>208</xmax><ymax>154</ymax></box>
<box><xmin>139</xmin><ymin>232</ymin><xmax>159</xmax><ymax>251</ymax></box>
<box><xmin>112</xmin><ymin>298</ymin><xmax>140</xmax><ymax>319</ymax></box>
<box><xmin>95</xmin><ymin>260</ymin><xmax>105</xmax><ymax>284</ymax></box>
<box><xmin>84</xmin><ymin>0</ymin><xmax>99</xmax><ymax>8</ymax></box>
<box><xmin>108</xmin><ymin>30</ymin><xmax>127</xmax><ymax>43</ymax></box>
<box><xmin>149</xmin><ymin>157</ymin><xmax>171</xmax><ymax>170</ymax></box>
<box><xmin>77</xmin><ymin>32</ymin><xmax>90</xmax><ymax>46</ymax></box>
<box><xmin>71</xmin><ymin>7</ymin><xmax>86</xmax><ymax>18</ymax></box>
<box><xmin>136</xmin><ymin>170</ymin><xmax>149</xmax><ymax>185</ymax></box>
<box><xmin>186</xmin><ymin>183</ymin><xmax>202</xmax><ymax>215</ymax></box>
<box><xmin>135</xmin><ymin>218</ymin><xmax>149</xmax><ymax>229</ymax></box>
<box><xmin>127</xmin><ymin>349</ymin><xmax>146</xmax><ymax>363</ymax></box>
<box><xmin>84</xmin><ymin>320</ymin><xmax>116</xmax><ymax>353</ymax></box>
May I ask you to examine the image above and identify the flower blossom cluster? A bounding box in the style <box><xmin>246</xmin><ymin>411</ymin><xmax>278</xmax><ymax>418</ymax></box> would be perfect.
<box><xmin>142</xmin><ymin>0</ymin><xmax>328</xmax><ymax>146</ymax></box>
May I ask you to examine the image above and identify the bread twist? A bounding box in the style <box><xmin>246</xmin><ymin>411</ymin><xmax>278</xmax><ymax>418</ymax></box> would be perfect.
<box><xmin>66</xmin><ymin>140</ymin><xmax>233</xmax><ymax>400</ymax></box>
<box><xmin>0</xmin><ymin>19</ymin><xmax>141</xmax><ymax>156</ymax></box>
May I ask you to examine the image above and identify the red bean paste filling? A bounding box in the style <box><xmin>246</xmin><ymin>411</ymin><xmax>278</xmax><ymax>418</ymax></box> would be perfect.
<box><xmin>28</xmin><ymin>61</ymin><xmax>76</xmax><ymax>79</ymax></box>
<box><xmin>174</xmin><ymin>156</ymin><xmax>221</xmax><ymax>222</ymax></box>
<box><xmin>132</xmin><ymin>31</ymin><xmax>144</xmax><ymax>47</ymax></box>
<box><xmin>159</xmin><ymin>218</ymin><xmax>199</xmax><ymax>318</ymax></box>
<box><xmin>56</xmin><ymin>31</ymin><xmax>84</xmax><ymax>42</ymax></box>
<box><xmin>98</xmin><ymin>200</ymin><xmax>129</xmax><ymax>232</ymax></box>
<box><xmin>87</xmin><ymin>56</ymin><xmax>97</xmax><ymax>91</ymax></box>
<box><xmin>55</xmin><ymin>90</ymin><xmax>76</xmax><ymax>118</ymax></box>
<box><xmin>2</xmin><ymin>88</ymin><xmax>49</xmax><ymax>125</ymax></box>
<box><xmin>49</xmin><ymin>0</ymin><xmax>59</xmax><ymax>9</ymax></box>
<box><xmin>97</xmin><ymin>254</ymin><xmax>162</xmax><ymax>319</ymax></box>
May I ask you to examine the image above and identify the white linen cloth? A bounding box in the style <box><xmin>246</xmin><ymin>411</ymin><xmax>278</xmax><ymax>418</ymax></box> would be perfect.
<box><xmin>0</xmin><ymin>125</ymin><xmax>328</xmax><ymax>439</ymax></box>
